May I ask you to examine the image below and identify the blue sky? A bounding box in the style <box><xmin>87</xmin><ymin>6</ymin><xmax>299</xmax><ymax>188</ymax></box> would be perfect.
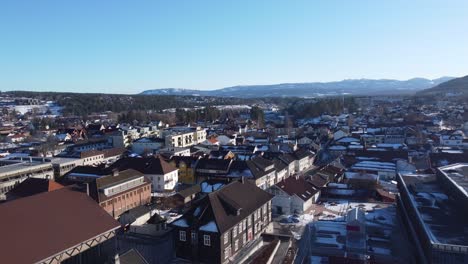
<box><xmin>1</xmin><ymin>0</ymin><xmax>467</xmax><ymax>94</ymax></box>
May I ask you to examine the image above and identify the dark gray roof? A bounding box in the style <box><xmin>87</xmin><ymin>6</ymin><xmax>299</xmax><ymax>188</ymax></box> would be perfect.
<box><xmin>195</xmin><ymin>158</ymin><xmax>232</xmax><ymax>172</ymax></box>
<box><xmin>177</xmin><ymin>184</ymin><xmax>201</xmax><ymax>198</ymax></box>
<box><xmin>293</xmin><ymin>149</ymin><xmax>314</xmax><ymax>160</ymax></box>
<box><xmin>172</xmin><ymin>180</ymin><xmax>273</xmax><ymax>234</ymax></box>
<box><xmin>96</xmin><ymin>169</ymin><xmax>145</xmax><ymax>189</ymax></box>
<box><xmin>119</xmin><ymin>249</ymin><xmax>149</xmax><ymax>264</ymax></box>
<box><xmin>110</xmin><ymin>156</ymin><xmax>177</xmax><ymax>174</ymax></box>
<box><xmin>276</xmin><ymin>176</ymin><xmax>319</xmax><ymax>201</ymax></box>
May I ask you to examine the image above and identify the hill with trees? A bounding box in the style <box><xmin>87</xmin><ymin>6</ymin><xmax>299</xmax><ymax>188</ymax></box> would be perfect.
<box><xmin>417</xmin><ymin>75</ymin><xmax>468</xmax><ymax>97</ymax></box>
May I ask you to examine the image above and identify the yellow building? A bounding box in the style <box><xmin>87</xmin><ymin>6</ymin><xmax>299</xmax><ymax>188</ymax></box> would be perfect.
<box><xmin>169</xmin><ymin>156</ymin><xmax>199</xmax><ymax>184</ymax></box>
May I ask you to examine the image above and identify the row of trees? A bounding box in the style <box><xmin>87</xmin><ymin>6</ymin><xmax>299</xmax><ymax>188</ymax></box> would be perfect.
<box><xmin>4</xmin><ymin>91</ymin><xmax>259</xmax><ymax>117</ymax></box>
<box><xmin>174</xmin><ymin>107</ymin><xmax>221</xmax><ymax>123</ymax></box>
<box><xmin>250</xmin><ymin>106</ymin><xmax>265</xmax><ymax>128</ymax></box>
<box><xmin>286</xmin><ymin>97</ymin><xmax>358</xmax><ymax>118</ymax></box>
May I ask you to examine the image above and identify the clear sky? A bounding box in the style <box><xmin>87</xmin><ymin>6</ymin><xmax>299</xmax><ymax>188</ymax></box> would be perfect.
<box><xmin>1</xmin><ymin>0</ymin><xmax>467</xmax><ymax>94</ymax></box>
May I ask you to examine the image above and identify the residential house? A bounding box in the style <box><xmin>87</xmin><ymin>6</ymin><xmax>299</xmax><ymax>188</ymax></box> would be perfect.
<box><xmin>156</xmin><ymin>147</ymin><xmax>191</xmax><ymax>157</ymax></box>
<box><xmin>269</xmin><ymin>176</ymin><xmax>320</xmax><ymax>214</ymax></box>
<box><xmin>168</xmin><ymin>156</ymin><xmax>199</xmax><ymax>184</ymax></box>
<box><xmin>248</xmin><ymin>156</ymin><xmax>277</xmax><ymax>189</ymax></box>
<box><xmin>110</xmin><ymin>157</ymin><xmax>179</xmax><ymax>192</ymax></box>
<box><xmin>164</xmin><ymin>126</ymin><xmax>207</xmax><ymax>148</ymax></box>
<box><xmin>333</xmin><ymin>128</ymin><xmax>349</xmax><ymax>140</ymax></box>
<box><xmin>165</xmin><ymin>184</ymin><xmax>201</xmax><ymax>209</ymax></box>
<box><xmin>273</xmin><ymin>158</ymin><xmax>289</xmax><ymax>183</ymax></box>
<box><xmin>171</xmin><ymin>180</ymin><xmax>273</xmax><ymax>263</ymax></box>
<box><xmin>132</xmin><ymin>137</ymin><xmax>165</xmax><ymax>155</ymax></box>
<box><xmin>292</xmin><ymin>149</ymin><xmax>315</xmax><ymax>173</ymax></box>
<box><xmin>297</xmin><ymin>136</ymin><xmax>314</xmax><ymax>146</ymax></box>
<box><xmin>195</xmin><ymin>158</ymin><xmax>233</xmax><ymax>182</ymax></box>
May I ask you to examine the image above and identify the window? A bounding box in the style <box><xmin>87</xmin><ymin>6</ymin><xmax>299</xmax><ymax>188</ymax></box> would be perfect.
<box><xmin>179</xmin><ymin>231</ymin><xmax>186</xmax><ymax>241</ymax></box>
<box><xmin>238</xmin><ymin>224</ymin><xmax>242</xmax><ymax>235</ymax></box>
<box><xmin>247</xmin><ymin>216</ymin><xmax>251</xmax><ymax>226</ymax></box>
<box><xmin>234</xmin><ymin>239</ymin><xmax>239</xmax><ymax>251</ymax></box>
<box><xmin>233</xmin><ymin>226</ymin><xmax>237</xmax><ymax>237</ymax></box>
<box><xmin>242</xmin><ymin>234</ymin><xmax>246</xmax><ymax>245</ymax></box>
<box><xmin>224</xmin><ymin>233</ymin><xmax>229</xmax><ymax>244</ymax></box>
<box><xmin>203</xmin><ymin>235</ymin><xmax>211</xmax><ymax>246</ymax></box>
<box><xmin>191</xmin><ymin>232</ymin><xmax>197</xmax><ymax>243</ymax></box>
<box><xmin>224</xmin><ymin>247</ymin><xmax>231</xmax><ymax>259</ymax></box>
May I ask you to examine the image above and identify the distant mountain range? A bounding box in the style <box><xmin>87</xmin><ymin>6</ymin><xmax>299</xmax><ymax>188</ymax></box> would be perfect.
<box><xmin>140</xmin><ymin>77</ymin><xmax>455</xmax><ymax>98</ymax></box>
<box><xmin>417</xmin><ymin>75</ymin><xmax>468</xmax><ymax>97</ymax></box>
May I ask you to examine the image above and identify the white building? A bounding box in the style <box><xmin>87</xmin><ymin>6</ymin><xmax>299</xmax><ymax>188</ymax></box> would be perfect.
<box><xmin>164</xmin><ymin>127</ymin><xmax>207</xmax><ymax>148</ymax></box>
<box><xmin>132</xmin><ymin>137</ymin><xmax>165</xmax><ymax>155</ymax></box>
<box><xmin>269</xmin><ymin>176</ymin><xmax>320</xmax><ymax>214</ymax></box>
<box><xmin>439</xmin><ymin>134</ymin><xmax>464</xmax><ymax>147</ymax></box>
<box><xmin>293</xmin><ymin>150</ymin><xmax>315</xmax><ymax>173</ymax></box>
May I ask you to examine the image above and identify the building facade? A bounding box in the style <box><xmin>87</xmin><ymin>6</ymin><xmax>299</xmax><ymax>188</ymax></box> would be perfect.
<box><xmin>171</xmin><ymin>180</ymin><xmax>273</xmax><ymax>263</ymax></box>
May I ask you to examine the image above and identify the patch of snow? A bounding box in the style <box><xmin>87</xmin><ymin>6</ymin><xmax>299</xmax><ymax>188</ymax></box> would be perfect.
<box><xmin>193</xmin><ymin>206</ymin><xmax>202</xmax><ymax>217</ymax></box>
<box><xmin>201</xmin><ymin>182</ymin><xmax>224</xmax><ymax>193</ymax></box>
<box><xmin>172</xmin><ymin>218</ymin><xmax>189</xmax><ymax>227</ymax></box>
<box><xmin>199</xmin><ymin>221</ymin><xmax>218</xmax><ymax>232</ymax></box>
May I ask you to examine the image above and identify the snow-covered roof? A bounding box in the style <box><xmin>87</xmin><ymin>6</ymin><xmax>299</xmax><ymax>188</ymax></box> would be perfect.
<box><xmin>199</xmin><ymin>221</ymin><xmax>218</xmax><ymax>233</ymax></box>
<box><xmin>172</xmin><ymin>218</ymin><xmax>189</xmax><ymax>227</ymax></box>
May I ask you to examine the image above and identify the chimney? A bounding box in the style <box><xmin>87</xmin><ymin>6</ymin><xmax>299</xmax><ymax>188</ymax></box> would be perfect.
<box><xmin>85</xmin><ymin>182</ymin><xmax>90</xmax><ymax>196</ymax></box>
<box><xmin>114</xmin><ymin>253</ymin><xmax>120</xmax><ymax>264</ymax></box>
<box><xmin>112</xmin><ymin>169</ymin><xmax>119</xmax><ymax>177</ymax></box>
<box><xmin>29</xmin><ymin>157</ymin><xmax>32</xmax><ymax>163</ymax></box>
<box><xmin>241</xmin><ymin>176</ymin><xmax>245</xmax><ymax>184</ymax></box>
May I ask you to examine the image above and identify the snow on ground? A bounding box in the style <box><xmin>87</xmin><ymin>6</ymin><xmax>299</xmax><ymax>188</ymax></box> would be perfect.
<box><xmin>323</xmin><ymin>200</ymin><xmax>349</xmax><ymax>214</ymax></box>
<box><xmin>201</xmin><ymin>182</ymin><xmax>224</xmax><ymax>193</ymax></box>
<box><xmin>279</xmin><ymin>213</ymin><xmax>314</xmax><ymax>226</ymax></box>
<box><xmin>317</xmin><ymin>212</ymin><xmax>341</xmax><ymax>221</ymax></box>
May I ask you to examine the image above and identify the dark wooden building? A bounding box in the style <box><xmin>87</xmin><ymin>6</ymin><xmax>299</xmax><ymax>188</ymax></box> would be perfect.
<box><xmin>171</xmin><ymin>180</ymin><xmax>273</xmax><ymax>263</ymax></box>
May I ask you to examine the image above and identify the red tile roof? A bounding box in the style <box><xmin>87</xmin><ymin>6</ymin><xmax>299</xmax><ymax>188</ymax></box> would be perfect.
<box><xmin>7</xmin><ymin>178</ymin><xmax>64</xmax><ymax>199</ymax></box>
<box><xmin>0</xmin><ymin>188</ymin><xmax>120</xmax><ymax>264</ymax></box>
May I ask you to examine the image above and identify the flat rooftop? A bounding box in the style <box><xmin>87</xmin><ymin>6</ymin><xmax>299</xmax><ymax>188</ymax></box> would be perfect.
<box><xmin>400</xmin><ymin>173</ymin><xmax>468</xmax><ymax>246</ymax></box>
<box><xmin>439</xmin><ymin>163</ymin><xmax>468</xmax><ymax>197</ymax></box>
<box><xmin>0</xmin><ymin>162</ymin><xmax>53</xmax><ymax>178</ymax></box>
<box><xmin>310</xmin><ymin>201</ymin><xmax>396</xmax><ymax>258</ymax></box>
